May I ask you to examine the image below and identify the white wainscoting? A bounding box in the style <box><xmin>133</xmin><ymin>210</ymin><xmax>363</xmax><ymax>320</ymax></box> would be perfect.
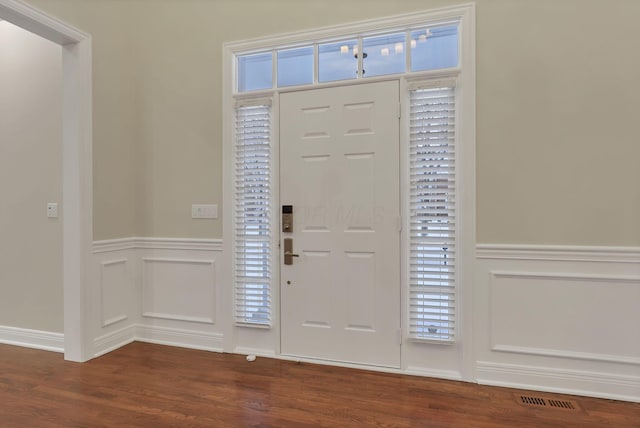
<box><xmin>100</xmin><ymin>259</ymin><xmax>129</xmax><ymax>327</ymax></box>
<box><xmin>92</xmin><ymin>238</ymin><xmax>225</xmax><ymax>357</ymax></box>
<box><xmin>13</xmin><ymin>239</ymin><xmax>629</xmax><ymax>403</ymax></box>
<box><xmin>142</xmin><ymin>258</ymin><xmax>216</xmax><ymax>324</ymax></box>
<box><xmin>476</xmin><ymin>244</ymin><xmax>640</xmax><ymax>403</ymax></box>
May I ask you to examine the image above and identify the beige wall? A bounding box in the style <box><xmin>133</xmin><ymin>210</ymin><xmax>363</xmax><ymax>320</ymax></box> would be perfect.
<box><xmin>0</xmin><ymin>21</ymin><xmax>63</xmax><ymax>332</ymax></box>
<box><xmin>25</xmin><ymin>0</ymin><xmax>640</xmax><ymax>246</ymax></box>
<box><xmin>20</xmin><ymin>0</ymin><xmax>141</xmax><ymax>240</ymax></box>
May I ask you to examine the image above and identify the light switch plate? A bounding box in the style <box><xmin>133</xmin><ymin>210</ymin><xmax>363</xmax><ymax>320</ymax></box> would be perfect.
<box><xmin>47</xmin><ymin>203</ymin><xmax>58</xmax><ymax>218</ymax></box>
<box><xmin>192</xmin><ymin>204</ymin><xmax>218</xmax><ymax>219</ymax></box>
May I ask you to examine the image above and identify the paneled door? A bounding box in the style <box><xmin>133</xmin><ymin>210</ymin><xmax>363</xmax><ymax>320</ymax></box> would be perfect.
<box><xmin>280</xmin><ymin>81</ymin><xmax>401</xmax><ymax>367</ymax></box>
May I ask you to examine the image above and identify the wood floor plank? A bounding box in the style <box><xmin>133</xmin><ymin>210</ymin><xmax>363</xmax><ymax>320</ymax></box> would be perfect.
<box><xmin>0</xmin><ymin>342</ymin><xmax>638</xmax><ymax>427</ymax></box>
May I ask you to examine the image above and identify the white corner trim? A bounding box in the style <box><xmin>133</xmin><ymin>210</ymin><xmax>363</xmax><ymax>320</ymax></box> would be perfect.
<box><xmin>93</xmin><ymin>237</ymin><xmax>224</xmax><ymax>253</ymax></box>
<box><xmin>0</xmin><ymin>326</ymin><xmax>64</xmax><ymax>353</ymax></box>
<box><xmin>477</xmin><ymin>244</ymin><xmax>640</xmax><ymax>264</ymax></box>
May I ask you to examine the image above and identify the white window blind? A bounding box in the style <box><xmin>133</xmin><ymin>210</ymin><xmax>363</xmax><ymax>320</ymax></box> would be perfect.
<box><xmin>234</xmin><ymin>103</ymin><xmax>272</xmax><ymax>327</ymax></box>
<box><xmin>409</xmin><ymin>85</ymin><xmax>456</xmax><ymax>342</ymax></box>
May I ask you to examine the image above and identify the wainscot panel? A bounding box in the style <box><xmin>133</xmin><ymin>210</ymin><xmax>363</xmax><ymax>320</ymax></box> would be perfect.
<box><xmin>475</xmin><ymin>245</ymin><xmax>640</xmax><ymax>403</ymax></box>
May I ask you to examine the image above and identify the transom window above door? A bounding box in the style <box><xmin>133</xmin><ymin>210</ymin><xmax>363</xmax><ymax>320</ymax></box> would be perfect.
<box><xmin>236</xmin><ymin>23</ymin><xmax>459</xmax><ymax>92</ymax></box>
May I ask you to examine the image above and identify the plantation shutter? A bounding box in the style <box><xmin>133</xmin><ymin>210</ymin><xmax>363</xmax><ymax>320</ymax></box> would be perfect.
<box><xmin>408</xmin><ymin>85</ymin><xmax>456</xmax><ymax>342</ymax></box>
<box><xmin>234</xmin><ymin>102</ymin><xmax>272</xmax><ymax>327</ymax></box>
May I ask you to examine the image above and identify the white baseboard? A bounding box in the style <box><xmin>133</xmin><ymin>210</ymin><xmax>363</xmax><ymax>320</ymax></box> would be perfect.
<box><xmin>93</xmin><ymin>324</ymin><xmax>137</xmax><ymax>358</ymax></box>
<box><xmin>0</xmin><ymin>325</ymin><xmax>64</xmax><ymax>353</ymax></box>
<box><xmin>405</xmin><ymin>366</ymin><xmax>463</xmax><ymax>381</ymax></box>
<box><xmin>93</xmin><ymin>324</ymin><xmax>225</xmax><ymax>358</ymax></box>
<box><xmin>233</xmin><ymin>346</ymin><xmax>277</xmax><ymax>358</ymax></box>
<box><xmin>476</xmin><ymin>361</ymin><xmax>640</xmax><ymax>403</ymax></box>
<box><xmin>135</xmin><ymin>325</ymin><xmax>224</xmax><ymax>353</ymax></box>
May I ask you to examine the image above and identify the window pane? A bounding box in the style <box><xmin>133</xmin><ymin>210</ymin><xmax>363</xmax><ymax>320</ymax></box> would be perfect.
<box><xmin>318</xmin><ymin>40</ymin><xmax>358</xmax><ymax>83</ymax></box>
<box><xmin>238</xmin><ymin>52</ymin><xmax>273</xmax><ymax>92</ymax></box>
<box><xmin>277</xmin><ymin>46</ymin><xmax>314</xmax><ymax>87</ymax></box>
<box><xmin>411</xmin><ymin>25</ymin><xmax>458</xmax><ymax>72</ymax></box>
<box><xmin>362</xmin><ymin>32</ymin><xmax>405</xmax><ymax>78</ymax></box>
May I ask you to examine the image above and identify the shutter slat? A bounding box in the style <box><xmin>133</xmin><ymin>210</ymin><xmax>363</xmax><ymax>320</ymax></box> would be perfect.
<box><xmin>409</xmin><ymin>86</ymin><xmax>456</xmax><ymax>342</ymax></box>
<box><xmin>234</xmin><ymin>104</ymin><xmax>272</xmax><ymax>327</ymax></box>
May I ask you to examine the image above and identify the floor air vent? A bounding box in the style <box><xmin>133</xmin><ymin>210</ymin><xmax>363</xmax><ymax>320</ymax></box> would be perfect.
<box><xmin>519</xmin><ymin>395</ymin><xmax>578</xmax><ymax>411</ymax></box>
<box><xmin>520</xmin><ymin>396</ymin><xmax>547</xmax><ymax>406</ymax></box>
<box><xmin>548</xmin><ymin>399</ymin><xmax>575</xmax><ymax>410</ymax></box>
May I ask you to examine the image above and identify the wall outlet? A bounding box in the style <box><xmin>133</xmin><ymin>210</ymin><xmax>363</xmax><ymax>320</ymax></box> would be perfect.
<box><xmin>192</xmin><ymin>204</ymin><xmax>218</xmax><ymax>219</ymax></box>
<box><xmin>47</xmin><ymin>202</ymin><xmax>58</xmax><ymax>218</ymax></box>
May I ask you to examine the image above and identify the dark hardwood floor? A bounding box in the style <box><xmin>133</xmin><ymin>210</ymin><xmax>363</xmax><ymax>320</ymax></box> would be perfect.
<box><xmin>0</xmin><ymin>342</ymin><xmax>637</xmax><ymax>427</ymax></box>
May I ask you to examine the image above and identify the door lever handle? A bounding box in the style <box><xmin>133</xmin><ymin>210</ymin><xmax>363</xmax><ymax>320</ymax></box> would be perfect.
<box><xmin>284</xmin><ymin>238</ymin><xmax>299</xmax><ymax>265</ymax></box>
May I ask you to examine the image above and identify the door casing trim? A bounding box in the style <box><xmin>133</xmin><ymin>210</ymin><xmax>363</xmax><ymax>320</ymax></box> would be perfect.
<box><xmin>0</xmin><ymin>0</ymin><xmax>93</xmax><ymax>362</ymax></box>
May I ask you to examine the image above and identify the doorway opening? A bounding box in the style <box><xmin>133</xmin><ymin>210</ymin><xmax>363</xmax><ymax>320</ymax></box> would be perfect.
<box><xmin>0</xmin><ymin>0</ymin><xmax>93</xmax><ymax>362</ymax></box>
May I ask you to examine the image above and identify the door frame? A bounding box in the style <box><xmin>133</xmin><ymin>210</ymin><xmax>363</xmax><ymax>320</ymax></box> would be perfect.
<box><xmin>0</xmin><ymin>0</ymin><xmax>93</xmax><ymax>362</ymax></box>
<box><xmin>223</xmin><ymin>4</ymin><xmax>475</xmax><ymax>380</ymax></box>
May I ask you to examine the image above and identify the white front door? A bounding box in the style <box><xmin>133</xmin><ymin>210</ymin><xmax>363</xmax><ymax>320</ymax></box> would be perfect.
<box><xmin>280</xmin><ymin>81</ymin><xmax>401</xmax><ymax>368</ymax></box>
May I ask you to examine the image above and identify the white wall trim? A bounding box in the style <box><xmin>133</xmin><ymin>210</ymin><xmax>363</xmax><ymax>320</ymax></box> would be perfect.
<box><xmin>224</xmin><ymin>3</ymin><xmax>474</xmax><ymax>54</ymax></box>
<box><xmin>92</xmin><ymin>238</ymin><xmax>136</xmax><ymax>253</ymax></box>
<box><xmin>405</xmin><ymin>366</ymin><xmax>464</xmax><ymax>381</ymax></box>
<box><xmin>476</xmin><ymin>361</ymin><xmax>640</xmax><ymax>403</ymax></box>
<box><xmin>490</xmin><ymin>270</ymin><xmax>640</xmax><ymax>284</ymax></box>
<box><xmin>134</xmin><ymin>237</ymin><xmax>223</xmax><ymax>251</ymax></box>
<box><xmin>141</xmin><ymin>257</ymin><xmax>217</xmax><ymax>324</ymax></box>
<box><xmin>135</xmin><ymin>325</ymin><xmax>224</xmax><ymax>353</ymax></box>
<box><xmin>0</xmin><ymin>325</ymin><xmax>64</xmax><ymax>353</ymax></box>
<box><xmin>93</xmin><ymin>237</ymin><xmax>223</xmax><ymax>253</ymax></box>
<box><xmin>491</xmin><ymin>345</ymin><xmax>640</xmax><ymax>366</ymax></box>
<box><xmin>477</xmin><ymin>244</ymin><xmax>640</xmax><ymax>264</ymax></box>
<box><xmin>488</xmin><ymin>269</ymin><xmax>640</xmax><ymax>366</ymax></box>
<box><xmin>100</xmin><ymin>258</ymin><xmax>129</xmax><ymax>327</ymax></box>
<box><xmin>478</xmin><ymin>245</ymin><xmax>640</xmax><ymax>402</ymax></box>
<box><xmin>93</xmin><ymin>324</ymin><xmax>136</xmax><ymax>358</ymax></box>
<box><xmin>94</xmin><ymin>325</ymin><xmax>225</xmax><ymax>357</ymax></box>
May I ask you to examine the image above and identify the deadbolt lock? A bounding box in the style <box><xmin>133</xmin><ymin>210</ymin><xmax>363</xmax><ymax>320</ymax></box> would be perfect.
<box><xmin>282</xmin><ymin>205</ymin><xmax>293</xmax><ymax>232</ymax></box>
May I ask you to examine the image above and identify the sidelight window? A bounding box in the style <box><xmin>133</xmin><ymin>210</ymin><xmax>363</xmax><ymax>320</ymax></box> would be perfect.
<box><xmin>234</xmin><ymin>102</ymin><xmax>273</xmax><ymax>326</ymax></box>
<box><xmin>408</xmin><ymin>84</ymin><xmax>457</xmax><ymax>342</ymax></box>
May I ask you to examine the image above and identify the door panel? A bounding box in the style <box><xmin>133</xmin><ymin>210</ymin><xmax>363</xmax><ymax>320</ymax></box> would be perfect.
<box><xmin>280</xmin><ymin>81</ymin><xmax>401</xmax><ymax>368</ymax></box>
